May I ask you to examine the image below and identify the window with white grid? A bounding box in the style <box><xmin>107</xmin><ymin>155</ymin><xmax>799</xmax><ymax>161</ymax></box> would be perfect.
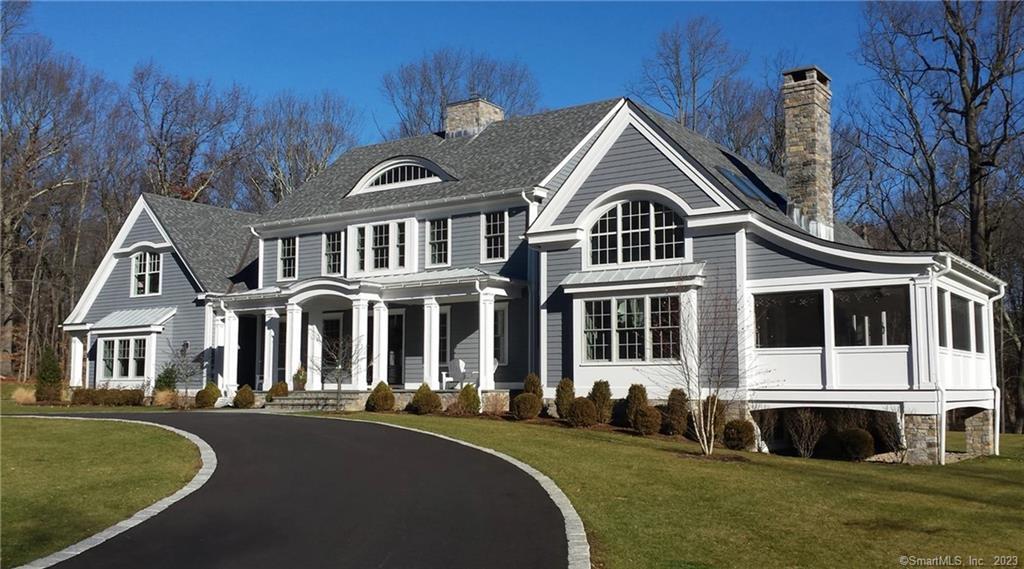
<box><xmin>584</xmin><ymin>300</ymin><xmax>613</xmax><ymax>362</ymax></box>
<box><xmin>396</xmin><ymin>223</ymin><xmax>406</xmax><ymax>268</ymax></box>
<box><xmin>372</xmin><ymin>225</ymin><xmax>390</xmax><ymax>269</ymax></box>
<box><xmin>99</xmin><ymin>337</ymin><xmax>149</xmax><ymax>380</ymax></box>
<box><xmin>324</xmin><ymin>231</ymin><xmax>343</xmax><ymax>275</ymax></box>
<box><xmin>279</xmin><ymin>237</ymin><xmax>296</xmax><ymax>280</ymax></box>
<box><xmin>356</xmin><ymin>227</ymin><xmax>366</xmax><ymax>270</ymax></box>
<box><xmin>428</xmin><ymin>218</ymin><xmax>450</xmax><ymax>266</ymax></box>
<box><xmin>483</xmin><ymin>211</ymin><xmax>506</xmax><ymax>261</ymax></box>
<box><xmin>650</xmin><ymin>296</ymin><xmax>681</xmax><ymax>359</ymax></box>
<box><xmin>616</xmin><ymin>298</ymin><xmax>646</xmax><ymax>360</ymax></box>
<box><xmin>132</xmin><ymin>251</ymin><xmax>161</xmax><ymax>296</ymax></box>
<box><xmin>589</xmin><ymin>208</ymin><xmax>618</xmax><ymax>265</ymax></box>
<box><xmin>589</xmin><ymin>200</ymin><xmax>685</xmax><ymax>266</ymax></box>
<box><xmin>653</xmin><ymin>203</ymin><xmax>685</xmax><ymax>260</ymax></box>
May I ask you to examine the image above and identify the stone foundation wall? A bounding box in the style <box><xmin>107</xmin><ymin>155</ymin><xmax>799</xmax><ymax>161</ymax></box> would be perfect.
<box><xmin>964</xmin><ymin>409</ymin><xmax>994</xmax><ymax>456</ymax></box>
<box><xmin>904</xmin><ymin>414</ymin><xmax>939</xmax><ymax>465</ymax></box>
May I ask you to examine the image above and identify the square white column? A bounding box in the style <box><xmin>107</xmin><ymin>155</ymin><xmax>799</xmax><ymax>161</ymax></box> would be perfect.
<box><xmin>351</xmin><ymin>299</ymin><xmax>369</xmax><ymax>390</ymax></box>
<box><xmin>307</xmin><ymin>310</ymin><xmax>324</xmax><ymax>391</ymax></box>
<box><xmin>68</xmin><ymin>335</ymin><xmax>85</xmax><ymax>387</ymax></box>
<box><xmin>372</xmin><ymin>301</ymin><xmax>389</xmax><ymax>386</ymax></box>
<box><xmin>285</xmin><ymin>303</ymin><xmax>302</xmax><ymax>389</ymax></box>
<box><xmin>423</xmin><ymin>298</ymin><xmax>440</xmax><ymax>389</ymax></box>
<box><xmin>478</xmin><ymin>290</ymin><xmax>496</xmax><ymax>391</ymax></box>
<box><xmin>262</xmin><ymin>309</ymin><xmax>279</xmax><ymax>391</ymax></box>
<box><xmin>223</xmin><ymin>310</ymin><xmax>239</xmax><ymax>395</ymax></box>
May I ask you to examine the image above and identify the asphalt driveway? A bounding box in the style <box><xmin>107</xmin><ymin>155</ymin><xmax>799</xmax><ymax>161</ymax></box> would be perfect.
<box><xmin>51</xmin><ymin>413</ymin><xmax>568</xmax><ymax>569</ymax></box>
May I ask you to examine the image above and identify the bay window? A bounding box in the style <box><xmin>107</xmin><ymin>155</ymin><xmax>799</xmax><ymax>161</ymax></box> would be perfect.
<box><xmin>754</xmin><ymin>291</ymin><xmax>824</xmax><ymax>348</ymax></box>
<box><xmin>98</xmin><ymin>337</ymin><xmax>148</xmax><ymax>380</ymax></box>
<box><xmin>583</xmin><ymin>295</ymin><xmax>682</xmax><ymax>363</ymax></box>
<box><xmin>351</xmin><ymin>220</ymin><xmax>414</xmax><ymax>273</ymax></box>
<box><xmin>588</xmin><ymin>200</ymin><xmax>685</xmax><ymax>266</ymax></box>
<box><xmin>833</xmin><ymin>286</ymin><xmax>910</xmax><ymax>346</ymax></box>
<box><xmin>131</xmin><ymin>251</ymin><xmax>161</xmax><ymax>296</ymax></box>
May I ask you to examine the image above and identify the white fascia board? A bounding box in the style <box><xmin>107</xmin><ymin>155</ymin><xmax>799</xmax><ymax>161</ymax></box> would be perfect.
<box><xmin>538</xmin><ymin>98</ymin><xmax>626</xmax><ymax>188</ymax></box>
<box><xmin>91</xmin><ymin>325</ymin><xmax>167</xmax><ymax>335</ymax></box>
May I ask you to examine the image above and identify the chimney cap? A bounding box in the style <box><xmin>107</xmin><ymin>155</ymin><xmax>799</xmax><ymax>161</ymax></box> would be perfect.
<box><xmin>782</xmin><ymin>65</ymin><xmax>831</xmax><ymax>87</ymax></box>
<box><xmin>447</xmin><ymin>96</ymin><xmax>504</xmax><ymax>110</ymax></box>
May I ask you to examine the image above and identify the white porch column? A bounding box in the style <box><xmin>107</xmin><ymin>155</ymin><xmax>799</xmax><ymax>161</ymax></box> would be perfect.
<box><xmin>262</xmin><ymin>309</ymin><xmax>279</xmax><ymax>391</ymax></box>
<box><xmin>423</xmin><ymin>298</ymin><xmax>440</xmax><ymax>389</ymax></box>
<box><xmin>478</xmin><ymin>290</ymin><xmax>496</xmax><ymax>391</ymax></box>
<box><xmin>68</xmin><ymin>334</ymin><xmax>85</xmax><ymax>388</ymax></box>
<box><xmin>307</xmin><ymin>310</ymin><xmax>324</xmax><ymax>391</ymax></box>
<box><xmin>351</xmin><ymin>298</ymin><xmax>369</xmax><ymax>390</ymax></box>
<box><xmin>372</xmin><ymin>301</ymin><xmax>389</xmax><ymax>386</ymax></box>
<box><xmin>223</xmin><ymin>310</ymin><xmax>239</xmax><ymax>395</ymax></box>
<box><xmin>285</xmin><ymin>303</ymin><xmax>302</xmax><ymax>389</ymax></box>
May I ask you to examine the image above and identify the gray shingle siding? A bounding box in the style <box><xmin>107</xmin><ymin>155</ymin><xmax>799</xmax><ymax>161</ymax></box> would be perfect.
<box><xmin>450</xmin><ymin>301</ymin><xmax>479</xmax><ymax>376</ymax></box>
<box><xmin>747</xmin><ymin>235</ymin><xmax>852</xmax><ymax>279</ymax></box>
<box><xmin>298</xmin><ymin>233</ymin><xmax>321</xmax><ymax>280</ymax></box>
<box><xmin>692</xmin><ymin>232</ymin><xmax>739</xmax><ymax>386</ymax></box>
<box><xmin>125</xmin><ymin>211</ymin><xmax>163</xmax><ymax>243</ymax></box>
<box><xmin>554</xmin><ymin>125</ymin><xmax>720</xmax><ymax>225</ymax></box>
<box><xmin>263</xmin><ymin>237</ymin><xmax>278</xmax><ymax>286</ymax></box>
<box><xmin>402</xmin><ymin>303</ymin><xmax>424</xmax><ymax>382</ymax></box>
<box><xmin>544</xmin><ymin>247</ymin><xmax>580</xmax><ymax>386</ymax></box>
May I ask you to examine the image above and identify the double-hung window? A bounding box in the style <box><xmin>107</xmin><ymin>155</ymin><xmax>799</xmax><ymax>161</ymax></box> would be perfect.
<box><xmin>428</xmin><ymin>218</ymin><xmax>450</xmax><ymax>267</ymax></box>
<box><xmin>99</xmin><ymin>337</ymin><xmax>148</xmax><ymax>380</ymax></box>
<box><xmin>372</xmin><ymin>225</ymin><xmax>390</xmax><ymax>269</ymax></box>
<box><xmin>131</xmin><ymin>252</ymin><xmax>161</xmax><ymax>296</ymax></box>
<box><xmin>583</xmin><ymin>295</ymin><xmax>682</xmax><ymax>363</ymax></box>
<box><xmin>279</xmin><ymin>237</ymin><xmax>297</xmax><ymax>280</ymax></box>
<box><xmin>589</xmin><ymin>201</ymin><xmax>686</xmax><ymax>266</ymax></box>
<box><xmin>482</xmin><ymin>211</ymin><xmax>507</xmax><ymax>262</ymax></box>
<box><xmin>324</xmin><ymin>231</ymin><xmax>343</xmax><ymax>275</ymax></box>
<box><xmin>351</xmin><ymin>220</ymin><xmax>414</xmax><ymax>274</ymax></box>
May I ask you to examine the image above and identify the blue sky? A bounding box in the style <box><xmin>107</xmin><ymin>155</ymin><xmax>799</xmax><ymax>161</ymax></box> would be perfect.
<box><xmin>28</xmin><ymin>2</ymin><xmax>871</xmax><ymax>142</ymax></box>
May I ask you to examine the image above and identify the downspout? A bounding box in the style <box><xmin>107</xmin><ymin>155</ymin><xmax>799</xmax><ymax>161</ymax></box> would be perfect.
<box><xmin>990</xmin><ymin>282</ymin><xmax>1006</xmax><ymax>456</ymax></box>
<box><xmin>521</xmin><ymin>190</ymin><xmax>537</xmax><ymax>375</ymax></box>
<box><xmin>933</xmin><ymin>255</ymin><xmax>952</xmax><ymax>465</ymax></box>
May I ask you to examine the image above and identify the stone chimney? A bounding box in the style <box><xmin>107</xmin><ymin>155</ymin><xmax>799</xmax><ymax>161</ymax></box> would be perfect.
<box><xmin>444</xmin><ymin>97</ymin><xmax>504</xmax><ymax>138</ymax></box>
<box><xmin>782</xmin><ymin>66</ymin><xmax>834</xmax><ymax>240</ymax></box>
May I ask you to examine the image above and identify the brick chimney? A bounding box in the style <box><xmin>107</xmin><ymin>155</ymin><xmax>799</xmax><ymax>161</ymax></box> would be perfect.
<box><xmin>444</xmin><ymin>97</ymin><xmax>504</xmax><ymax>138</ymax></box>
<box><xmin>782</xmin><ymin>66</ymin><xmax>833</xmax><ymax>240</ymax></box>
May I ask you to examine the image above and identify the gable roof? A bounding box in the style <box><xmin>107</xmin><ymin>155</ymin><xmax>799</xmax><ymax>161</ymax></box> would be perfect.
<box><xmin>143</xmin><ymin>193</ymin><xmax>261</xmax><ymax>293</ymax></box>
<box><xmin>259</xmin><ymin>99</ymin><xmax>621</xmax><ymax>224</ymax></box>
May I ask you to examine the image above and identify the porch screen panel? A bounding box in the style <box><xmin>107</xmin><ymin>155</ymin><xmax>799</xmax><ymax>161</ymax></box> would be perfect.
<box><xmin>833</xmin><ymin>286</ymin><xmax>910</xmax><ymax>346</ymax></box>
<box><xmin>974</xmin><ymin>303</ymin><xmax>985</xmax><ymax>353</ymax></box>
<box><xmin>754</xmin><ymin>291</ymin><xmax>824</xmax><ymax>348</ymax></box>
<box><xmin>951</xmin><ymin>294</ymin><xmax>971</xmax><ymax>351</ymax></box>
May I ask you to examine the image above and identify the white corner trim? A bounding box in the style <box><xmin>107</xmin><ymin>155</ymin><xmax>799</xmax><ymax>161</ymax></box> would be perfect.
<box><xmin>10</xmin><ymin>416</ymin><xmax>217</xmax><ymax>569</ymax></box>
<box><xmin>313</xmin><ymin>416</ymin><xmax>591</xmax><ymax>569</ymax></box>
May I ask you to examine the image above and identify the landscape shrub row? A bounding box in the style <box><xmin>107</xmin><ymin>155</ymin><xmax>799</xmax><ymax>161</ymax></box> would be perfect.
<box><xmin>70</xmin><ymin>388</ymin><xmax>145</xmax><ymax>406</ymax></box>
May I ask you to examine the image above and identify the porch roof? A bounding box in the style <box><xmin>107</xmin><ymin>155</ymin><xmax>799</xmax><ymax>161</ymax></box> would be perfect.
<box><xmin>364</xmin><ymin>267</ymin><xmax>513</xmax><ymax>289</ymax></box>
<box><xmin>561</xmin><ymin>262</ymin><xmax>705</xmax><ymax>294</ymax></box>
<box><xmin>93</xmin><ymin>306</ymin><xmax>176</xmax><ymax>330</ymax></box>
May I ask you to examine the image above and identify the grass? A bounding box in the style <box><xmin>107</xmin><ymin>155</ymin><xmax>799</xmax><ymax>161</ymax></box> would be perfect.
<box><xmin>0</xmin><ymin>417</ymin><xmax>200</xmax><ymax>568</ymax></box>
<box><xmin>0</xmin><ymin>382</ymin><xmax>169</xmax><ymax>415</ymax></box>
<box><xmin>329</xmin><ymin>412</ymin><xmax>1024</xmax><ymax>569</ymax></box>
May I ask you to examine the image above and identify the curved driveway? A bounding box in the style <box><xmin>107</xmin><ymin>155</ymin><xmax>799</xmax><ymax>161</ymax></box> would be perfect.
<box><xmin>54</xmin><ymin>413</ymin><xmax>568</xmax><ymax>569</ymax></box>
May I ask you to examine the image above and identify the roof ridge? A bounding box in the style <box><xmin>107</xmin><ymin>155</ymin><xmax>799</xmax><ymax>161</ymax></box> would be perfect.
<box><xmin>142</xmin><ymin>192</ymin><xmax>262</xmax><ymax>219</ymax></box>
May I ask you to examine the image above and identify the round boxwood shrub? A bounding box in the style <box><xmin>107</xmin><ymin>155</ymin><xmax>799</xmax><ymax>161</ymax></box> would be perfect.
<box><xmin>523</xmin><ymin>373</ymin><xmax>543</xmax><ymax>400</ymax></box>
<box><xmin>510</xmin><ymin>392</ymin><xmax>542</xmax><ymax>420</ymax></box>
<box><xmin>233</xmin><ymin>385</ymin><xmax>255</xmax><ymax>409</ymax></box>
<box><xmin>408</xmin><ymin>383</ymin><xmax>442</xmax><ymax>415</ymax></box>
<box><xmin>565</xmin><ymin>397</ymin><xmax>597</xmax><ymax>428</ymax></box>
<box><xmin>723</xmin><ymin>419</ymin><xmax>756</xmax><ymax>451</ymax></box>
<box><xmin>268</xmin><ymin>381</ymin><xmax>289</xmax><ymax>398</ymax></box>
<box><xmin>637</xmin><ymin>405</ymin><xmax>662</xmax><ymax>436</ymax></box>
<box><xmin>195</xmin><ymin>382</ymin><xmax>220</xmax><ymax>409</ymax></box>
<box><xmin>457</xmin><ymin>384</ymin><xmax>481</xmax><ymax>414</ymax></box>
<box><xmin>839</xmin><ymin>428</ymin><xmax>875</xmax><ymax>461</ymax></box>
<box><xmin>625</xmin><ymin>384</ymin><xmax>649</xmax><ymax>432</ymax></box>
<box><xmin>587</xmin><ymin>380</ymin><xmax>613</xmax><ymax>423</ymax></box>
<box><xmin>663</xmin><ymin>389</ymin><xmax>689</xmax><ymax>436</ymax></box>
<box><xmin>366</xmin><ymin>382</ymin><xmax>395</xmax><ymax>412</ymax></box>
<box><xmin>555</xmin><ymin>377</ymin><xmax>574</xmax><ymax>418</ymax></box>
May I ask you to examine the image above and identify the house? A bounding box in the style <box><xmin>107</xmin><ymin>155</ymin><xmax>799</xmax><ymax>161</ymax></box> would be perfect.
<box><xmin>63</xmin><ymin>66</ymin><xmax>1004</xmax><ymax>464</ymax></box>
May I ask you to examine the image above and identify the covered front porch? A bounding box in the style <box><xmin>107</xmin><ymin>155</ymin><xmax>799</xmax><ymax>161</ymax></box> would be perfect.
<box><xmin>217</xmin><ymin>269</ymin><xmax>524</xmax><ymax>394</ymax></box>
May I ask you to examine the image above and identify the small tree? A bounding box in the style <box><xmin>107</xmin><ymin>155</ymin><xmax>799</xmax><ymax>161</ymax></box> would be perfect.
<box><xmin>625</xmin><ymin>384</ymin><xmax>649</xmax><ymax>432</ymax></box>
<box><xmin>555</xmin><ymin>377</ymin><xmax>574</xmax><ymax>418</ymax></box>
<box><xmin>366</xmin><ymin>382</ymin><xmax>395</xmax><ymax>412</ymax></box>
<box><xmin>35</xmin><ymin>346</ymin><xmax>63</xmax><ymax>402</ymax></box>
<box><xmin>523</xmin><ymin>373</ymin><xmax>543</xmax><ymax>400</ymax></box>
<box><xmin>664</xmin><ymin>389</ymin><xmax>689</xmax><ymax>436</ymax></box>
<box><xmin>166</xmin><ymin>341</ymin><xmax>202</xmax><ymax>409</ymax></box>
<box><xmin>785</xmin><ymin>408</ymin><xmax>828</xmax><ymax>458</ymax></box>
<box><xmin>587</xmin><ymin>380</ymin><xmax>613</xmax><ymax>423</ymax></box>
<box><xmin>456</xmin><ymin>384</ymin><xmax>481</xmax><ymax>414</ymax></box>
<box><xmin>154</xmin><ymin>364</ymin><xmax>178</xmax><ymax>392</ymax></box>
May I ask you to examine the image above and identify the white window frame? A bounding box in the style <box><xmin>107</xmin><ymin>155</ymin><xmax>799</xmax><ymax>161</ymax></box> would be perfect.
<box><xmin>579</xmin><ymin>293</ymin><xmax>683</xmax><ymax>365</ymax></box>
<box><xmin>130</xmin><ymin>251</ymin><xmax>162</xmax><ymax>297</ymax></box>
<box><xmin>350</xmin><ymin>158</ymin><xmax>448</xmax><ymax>196</ymax></box>
<box><xmin>97</xmin><ymin>336</ymin><xmax>149</xmax><ymax>381</ymax></box>
<box><xmin>322</xmin><ymin>231</ymin><xmax>344</xmax><ymax>276</ymax></box>
<box><xmin>494</xmin><ymin>303</ymin><xmax>509</xmax><ymax>366</ymax></box>
<box><xmin>426</xmin><ymin>217</ymin><xmax>452</xmax><ymax>268</ymax></box>
<box><xmin>480</xmin><ymin>210</ymin><xmax>509</xmax><ymax>263</ymax></box>
<box><xmin>348</xmin><ymin>219</ymin><xmax>416</xmax><ymax>276</ymax></box>
<box><xmin>583</xmin><ymin>200</ymin><xmax>691</xmax><ymax>270</ymax></box>
<box><xmin>278</xmin><ymin>237</ymin><xmax>298</xmax><ymax>281</ymax></box>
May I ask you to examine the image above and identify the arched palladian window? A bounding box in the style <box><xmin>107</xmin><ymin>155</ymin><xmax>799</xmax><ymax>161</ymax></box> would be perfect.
<box><xmin>589</xmin><ymin>200</ymin><xmax>684</xmax><ymax>266</ymax></box>
<box><xmin>368</xmin><ymin>163</ymin><xmax>438</xmax><ymax>188</ymax></box>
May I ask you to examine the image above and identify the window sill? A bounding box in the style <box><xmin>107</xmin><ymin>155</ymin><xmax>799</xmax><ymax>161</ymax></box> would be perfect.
<box><xmin>580</xmin><ymin>360</ymin><xmax>681</xmax><ymax>367</ymax></box>
<box><xmin>479</xmin><ymin>258</ymin><xmax>507</xmax><ymax>265</ymax></box>
<box><xmin>130</xmin><ymin>292</ymin><xmax>162</xmax><ymax>298</ymax></box>
<box><xmin>833</xmin><ymin>345</ymin><xmax>910</xmax><ymax>354</ymax></box>
<box><xmin>583</xmin><ymin>258</ymin><xmax>689</xmax><ymax>272</ymax></box>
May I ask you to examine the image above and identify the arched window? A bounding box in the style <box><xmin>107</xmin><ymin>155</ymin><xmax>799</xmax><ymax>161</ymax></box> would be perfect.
<box><xmin>588</xmin><ymin>200</ymin><xmax>684</xmax><ymax>266</ymax></box>
<box><xmin>368</xmin><ymin>164</ymin><xmax>438</xmax><ymax>188</ymax></box>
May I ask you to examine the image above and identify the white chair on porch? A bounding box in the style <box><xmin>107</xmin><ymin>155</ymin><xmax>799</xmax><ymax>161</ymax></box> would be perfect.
<box><xmin>444</xmin><ymin>359</ymin><xmax>468</xmax><ymax>390</ymax></box>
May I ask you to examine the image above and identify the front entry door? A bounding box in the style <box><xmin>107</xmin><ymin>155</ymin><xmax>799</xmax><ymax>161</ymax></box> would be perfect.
<box><xmin>387</xmin><ymin>314</ymin><xmax>404</xmax><ymax>385</ymax></box>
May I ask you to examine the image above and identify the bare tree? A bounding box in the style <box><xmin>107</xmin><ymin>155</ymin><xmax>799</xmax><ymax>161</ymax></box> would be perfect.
<box><xmin>240</xmin><ymin>91</ymin><xmax>359</xmax><ymax>210</ymax></box>
<box><xmin>1</xmin><ymin>0</ymin><xmax>30</xmax><ymax>45</ymax></box>
<box><xmin>380</xmin><ymin>47</ymin><xmax>539</xmax><ymax>138</ymax></box>
<box><xmin>630</xmin><ymin>17</ymin><xmax>746</xmax><ymax>133</ymax></box>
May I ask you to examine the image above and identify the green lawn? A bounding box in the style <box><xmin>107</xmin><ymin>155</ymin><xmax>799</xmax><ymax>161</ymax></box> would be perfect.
<box><xmin>0</xmin><ymin>382</ymin><xmax>169</xmax><ymax>415</ymax></box>
<box><xmin>0</xmin><ymin>417</ymin><xmax>200</xmax><ymax>568</ymax></box>
<box><xmin>330</xmin><ymin>412</ymin><xmax>1024</xmax><ymax>569</ymax></box>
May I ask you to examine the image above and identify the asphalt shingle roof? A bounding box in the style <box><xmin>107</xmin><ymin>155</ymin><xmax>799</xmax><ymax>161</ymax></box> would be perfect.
<box><xmin>144</xmin><ymin>193</ymin><xmax>261</xmax><ymax>293</ymax></box>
